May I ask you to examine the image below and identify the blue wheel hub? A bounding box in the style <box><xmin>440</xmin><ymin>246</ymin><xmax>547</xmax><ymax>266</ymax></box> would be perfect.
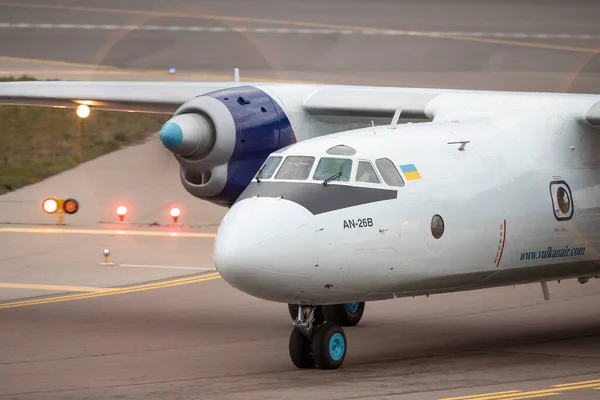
<box><xmin>328</xmin><ymin>332</ymin><xmax>345</xmax><ymax>361</ymax></box>
<box><xmin>345</xmin><ymin>302</ymin><xmax>360</xmax><ymax>314</ymax></box>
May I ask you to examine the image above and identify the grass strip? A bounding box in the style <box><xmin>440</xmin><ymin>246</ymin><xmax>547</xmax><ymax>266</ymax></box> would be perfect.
<box><xmin>0</xmin><ymin>75</ymin><xmax>169</xmax><ymax>195</ymax></box>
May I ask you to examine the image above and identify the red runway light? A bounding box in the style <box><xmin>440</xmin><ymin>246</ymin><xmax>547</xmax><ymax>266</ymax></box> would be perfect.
<box><xmin>116</xmin><ymin>205</ymin><xmax>128</xmax><ymax>221</ymax></box>
<box><xmin>170</xmin><ymin>207</ymin><xmax>181</xmax><ymax>223</ymax></box>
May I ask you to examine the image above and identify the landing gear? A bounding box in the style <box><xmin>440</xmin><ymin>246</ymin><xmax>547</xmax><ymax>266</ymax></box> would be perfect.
<box><xmin>312</xmin><ymin>322</ymin><xmax>346</xmax><ymax>369</ymax></box>
<box><xmin>289</xmin><ymin>327</ymin><xmax>315</xmax><ymax>368</ymax></box>
<box><xmin>288</xmin><ymin>302</ymin><xmax>364</xmax><ymax>326</ymax></box>
<box><xmin>289</xmin><ymin>306</ymin><xmax>348</xmax><ymax>369</ymax></box>
<box><xmin>323</xmin><ymin>302</ymin><xmax>365</xmax><ymax>327</ymax></box>
<box><xmin>288</xmin><ymin>304</ymin><xmax>325</xmax><ymax>324</ymax></box>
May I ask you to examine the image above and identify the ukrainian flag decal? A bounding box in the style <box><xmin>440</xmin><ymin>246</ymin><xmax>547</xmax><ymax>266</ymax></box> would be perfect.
<box><xmin>399</xmin><ymin>164</ymin><xmax>422</xmax><ymax>180</ymax></box>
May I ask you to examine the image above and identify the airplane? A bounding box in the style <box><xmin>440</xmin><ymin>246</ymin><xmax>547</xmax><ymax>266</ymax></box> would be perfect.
<box><xmin>1</xmin><ymin>78</ymin><xmax>600</xmax><ymax>369</ymax></box>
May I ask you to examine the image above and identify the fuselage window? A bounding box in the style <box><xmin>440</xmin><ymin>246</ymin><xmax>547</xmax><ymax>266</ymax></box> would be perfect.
<box><xmin>557</xmin><ymin>187</ymin><xmax>570</xmax><ymax>214</ymax></box>
<box><xmin>275</xmin><ymin>156</ymin><xmax>315</xmax><ymax>180</ymax></box>
<box><xmin>256</xmin><ymin>156</ymin><xmax>282</xmax><ymax>180</ymax></box>
<box><xmin>356</xmin><ymin>161</ymin><xmax>380</xmax><ymax>183</ymax></box>
<box><xmin>431</xmin><ymin>214</ymin><xmax>444</xmax><ymax>239</ymax></box>
<box><xmin>375</xmin><ymin>158</ymin><xmax>405</xmax><ymax>187</ymax></box>
<box><xmin>313</xmin><ymin>157</ymin><xmax>352</xmax><ymax>182</ymax></box>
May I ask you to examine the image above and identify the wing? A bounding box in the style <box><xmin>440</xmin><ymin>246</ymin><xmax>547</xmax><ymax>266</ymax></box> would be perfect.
<box><xmin>1</xmin><ymin>81</ymin><xmax>598</xmax><ymax>127</ymax></box>
<box><xmin>0</xmin><ymin>80</ymin><xmax>447</xmax><ymax>119</ymax></box>
<box><xmin>0</xmin><ymin>81</ymin><xmax>240</xmax><ymax>114</ymax></box>
<box><xmin>302</xmin><ymin>86</ymin><xmax>446</xmax><ymax>121</ymax></box>
<box><xmin>303</xmin><ymin>86</ymin><xmax>600</xmax><ymax>128</ymax></box>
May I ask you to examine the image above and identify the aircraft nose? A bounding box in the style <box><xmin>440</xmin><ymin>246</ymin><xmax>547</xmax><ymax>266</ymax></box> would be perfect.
<box><xmin>159</xmin><ymin>113</ymin><xmax>215</xmax><ymax>158</ymax></box>
<box><xmin>214</xmin><ymin>197</ymin><xmax>316</xmax><ymax>302</ymax></box>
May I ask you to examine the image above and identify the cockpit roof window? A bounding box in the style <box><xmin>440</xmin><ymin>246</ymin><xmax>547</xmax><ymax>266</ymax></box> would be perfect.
<box><xmin>256</xmin><ymin>156</ymin><xmax>282</xmax><ymax>180</ymax></box>
<box><xmin>313</xmin><ymin>157</ymin><xmax>352</xmax><ymax>182</ymax></box>
<box><xmin>375</xmin><ymin>158</ymin><xmax>405</xmax><ymax>187</ymax></box>
<box><xmin>275</xmin><ymin>156</ymin><xmax>315</xmax><ymax>180</ymax></box>
<box><xmin>356</xmin><ymin>161</ymin><xmax>380</xmax><ymax>184</ymax></box>
<box><xmin>326</xmin><ymin>144</ymin><xmax>356</xmax><ymax>156</ymax></box>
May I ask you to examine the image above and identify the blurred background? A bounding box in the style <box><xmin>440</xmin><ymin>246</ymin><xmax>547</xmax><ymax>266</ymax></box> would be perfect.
<box><xmin>1</xmin><ymin>0</ymin><xmax>599</xmax><ymax>91</ymax></box>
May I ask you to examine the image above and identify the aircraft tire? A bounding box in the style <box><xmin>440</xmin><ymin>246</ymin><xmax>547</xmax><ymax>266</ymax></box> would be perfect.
<box><xmin>289</xmin><ymin>327</ymin><xmax>315</xmax><ymax>368</ymax></box>
<box><xmin>312</xmin><ymin>322</ymin><xmax>347</xmax><ymax>370</ymax></box>
<box><xmin>322</xmin><ymin>302</ymin><xmax>365</xmax><ymax>326</ymax></box>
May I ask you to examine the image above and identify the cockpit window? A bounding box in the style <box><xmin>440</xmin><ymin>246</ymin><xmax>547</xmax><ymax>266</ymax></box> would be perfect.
<box><xmin>256</xmin><ymin>156</ymin><xmax>282</xmax><ymax>180</ymax></box>
<box><xmin>275</xmin><ymin>156</ymin><xmax>315</xmax><ymax>180</ymax></box>
<box><xmin>313</xmin><ymin>157</ymin><xmax>352</xmax><ymax>182</ymax></box>
<box><xmin>356</xmin><ymin>161</ymin><xmax>380</xmax><ymax>183</ymax></box>
<box><xmin>326</xmin><ymin>144</ymin><xmax>356</xmax><ymax>156</ymax></box>
<box><xmin>375</xmin><ymin>158</ymin><xmax>405</xmax><ymax>187</ymax></box>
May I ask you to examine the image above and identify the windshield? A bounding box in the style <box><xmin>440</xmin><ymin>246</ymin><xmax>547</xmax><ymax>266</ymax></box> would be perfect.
<box><xmin>356</xmin><ymin>161</ymin><xmax>380</xmax><ymax>183</ymax></box>
<box><xmin>256</xmin><ymin>156</ymin><xmax>282</xmax><ymax>180</ymax></box>
<box><xmin>275</xmin><ymin>156</ymin><xmax>315</xmax><ymax>180</ymax></box>
<box><xmin>313</xmin><ymin>157</ymin><xmax>352</xmax><ymax>182</ymax></box>
<box><xmin>375</xmin><ymin>158</ymin><xmax>405</xmax><ymax>187</ymax></box>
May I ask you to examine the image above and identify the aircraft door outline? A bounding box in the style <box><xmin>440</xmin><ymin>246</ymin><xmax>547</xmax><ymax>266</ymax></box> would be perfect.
<box><xmin>549</xmin><ymin>180</ymin><xmax>574</xmax><ymax>221</ymax></box>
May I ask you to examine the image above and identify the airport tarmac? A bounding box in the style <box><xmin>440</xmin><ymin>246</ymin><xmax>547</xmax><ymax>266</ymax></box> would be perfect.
<box><xmin>1</xmin><ymin>1</ymin><xmax>600</xmax><ymax>399</ymax></box>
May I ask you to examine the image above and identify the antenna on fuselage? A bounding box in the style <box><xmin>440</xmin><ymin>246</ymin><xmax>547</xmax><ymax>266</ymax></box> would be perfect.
<box><xmin>234</xmin><ymin>68</ymin><xmax>240</xmax><ymax>83</ymax></box>
<box><xmin>388</xmin><ymin>107</ymin><xmax>403</xmax><ymax>129</ymax></box>
<box><xmin>447</xmin><ymin>140</ymin><xmax>470</xmax><ymax>151</ymax></box>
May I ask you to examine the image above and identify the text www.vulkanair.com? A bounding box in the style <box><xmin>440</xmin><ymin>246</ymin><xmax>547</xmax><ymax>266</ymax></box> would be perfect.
<box><xmin>520</xmin><ymin>246</ymin><xmax>586</xmax><ymax>261</ymax></box>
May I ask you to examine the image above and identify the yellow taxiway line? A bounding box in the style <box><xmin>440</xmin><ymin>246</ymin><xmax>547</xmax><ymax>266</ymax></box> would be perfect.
<box><xmin>0</xmin><ymin>226</ymin><xmax>216</xmax><ymax>238</ymax></box>
<box><xmin>0</xmin><ymin>272</ymin><xmax>221</xmax><ymax>309</ymax></box>
<box><xmin>440</xmin><ymin>391</ymin><xmax>523</xmax><ymax>400</ymax></box>
<box><xmin>441</xmin><ymin>379</ymin><xmax>600</xmax><ymax>400</ymax></box>
<box><xmin>0</xmin><ymin>282</ymin><xmax>113</xmax><ymax>292</ymax></box>
<box><xmin>0</xmin><ymin>1</ymin><xmax>598</xmax><ymax>54</ymax></box>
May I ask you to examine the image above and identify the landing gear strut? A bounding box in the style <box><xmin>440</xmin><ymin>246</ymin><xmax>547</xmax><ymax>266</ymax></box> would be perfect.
<box><xmin>288</xmin><ymin>302</ymin><xmax>365</xmax><ymax>326</ymax></box>
<box><xmin>289</xmin><ymin>306</ymin><xmax>347</xmax><ymax>369</ymax></box>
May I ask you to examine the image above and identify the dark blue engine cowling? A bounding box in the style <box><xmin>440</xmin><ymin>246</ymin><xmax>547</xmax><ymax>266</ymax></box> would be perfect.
<box><xmin>207</xmin><ymin>86</ymin><xmax>295</xmax><ymax>206</ymax></box>
<box><xmin>161</xmin><ymin>85</ymin><xmax>296</xmax><ymax>207</ymax></box>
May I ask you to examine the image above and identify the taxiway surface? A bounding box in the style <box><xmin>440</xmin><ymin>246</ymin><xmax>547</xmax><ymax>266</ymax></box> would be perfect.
<box><xmin>1</xmin><ymin>1</ymin><xmax>600</xmax><ymax>399</ymax></box>
<box><xmin>0</xmin><ymin>0</ymin><xmax>599</xmax><ymax>91</ymax></box>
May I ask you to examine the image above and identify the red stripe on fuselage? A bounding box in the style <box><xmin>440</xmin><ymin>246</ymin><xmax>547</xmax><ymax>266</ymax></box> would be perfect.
<box><xmin>496</xmin><ymin>219</ymin><xmax>507</xmax><ymax>267</ymax></box>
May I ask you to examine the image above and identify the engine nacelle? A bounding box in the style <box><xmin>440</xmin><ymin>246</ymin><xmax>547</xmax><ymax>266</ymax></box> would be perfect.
<box><xmin>160</xmin><ymin>86</ymin><xmax>295</xmax><ymax>207</ymax></box>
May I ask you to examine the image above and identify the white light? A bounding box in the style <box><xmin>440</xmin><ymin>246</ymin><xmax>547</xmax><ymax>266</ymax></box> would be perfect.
<box><xmin>116</xmin><ymin>205</ymin><xmax>128</xmax><ymax>216</ymax></box>
<box><xmin>43</xmin><ymin>198</ymin><xmax>58</xmax><ymax>213</ymax></box>
<box><xmin>76</xmin><ymin>104</ymin><xmax>90</xmax><ymax>118</ymax></box>
<box><xmin>103</xmin><ymin>248</ymin><xmax>110</xmax><ymax>255</ymax></box>
<box><xmin>170</xmin><ymin>207</ymin><xmax>181</xmax><ymax>217</ymax></box>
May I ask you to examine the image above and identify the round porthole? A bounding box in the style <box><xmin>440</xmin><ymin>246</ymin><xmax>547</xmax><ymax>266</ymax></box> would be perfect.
<box><xmin>557</xmin><ymin>187</ymin><xmax>570</xmax><ymax>214</ymax></box>
<box><xmin>431</xmin><ymin>214</ymin><xmax>444</xmax><ymax>239</ymax></box>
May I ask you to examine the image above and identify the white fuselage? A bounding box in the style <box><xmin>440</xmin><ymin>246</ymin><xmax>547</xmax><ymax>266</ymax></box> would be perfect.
<box><xmin>213</xmin><ymin>95</ymin><xmax>600</xmax><ymax>305</ymax></box>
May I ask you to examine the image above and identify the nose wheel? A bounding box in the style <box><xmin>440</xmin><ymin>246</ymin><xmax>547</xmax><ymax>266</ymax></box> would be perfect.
<box><xmin>289</xmin><ymin>306</ymin><xmax>347</xmax><ymax>369</ymax></box>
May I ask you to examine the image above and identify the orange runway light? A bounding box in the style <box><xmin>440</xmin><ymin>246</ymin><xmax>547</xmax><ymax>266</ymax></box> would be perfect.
<box><xmin>63</xmin><ymin>198</ymin><xmax>79</xmax><ymax>215</ymax></box>
<box><xmin>116</xmin><ymin>205</ymin><xmax>128</xmax><ymax>222</ymax></box>
<box><xmin>170</xmin><ymin>207</ymin><xmax>181</xmax><ymax>223</ymax></box>
<box><xmin>42</xmin><ymin>197</ymin><xmax>78</xmax><ymax>224</ymax></box>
